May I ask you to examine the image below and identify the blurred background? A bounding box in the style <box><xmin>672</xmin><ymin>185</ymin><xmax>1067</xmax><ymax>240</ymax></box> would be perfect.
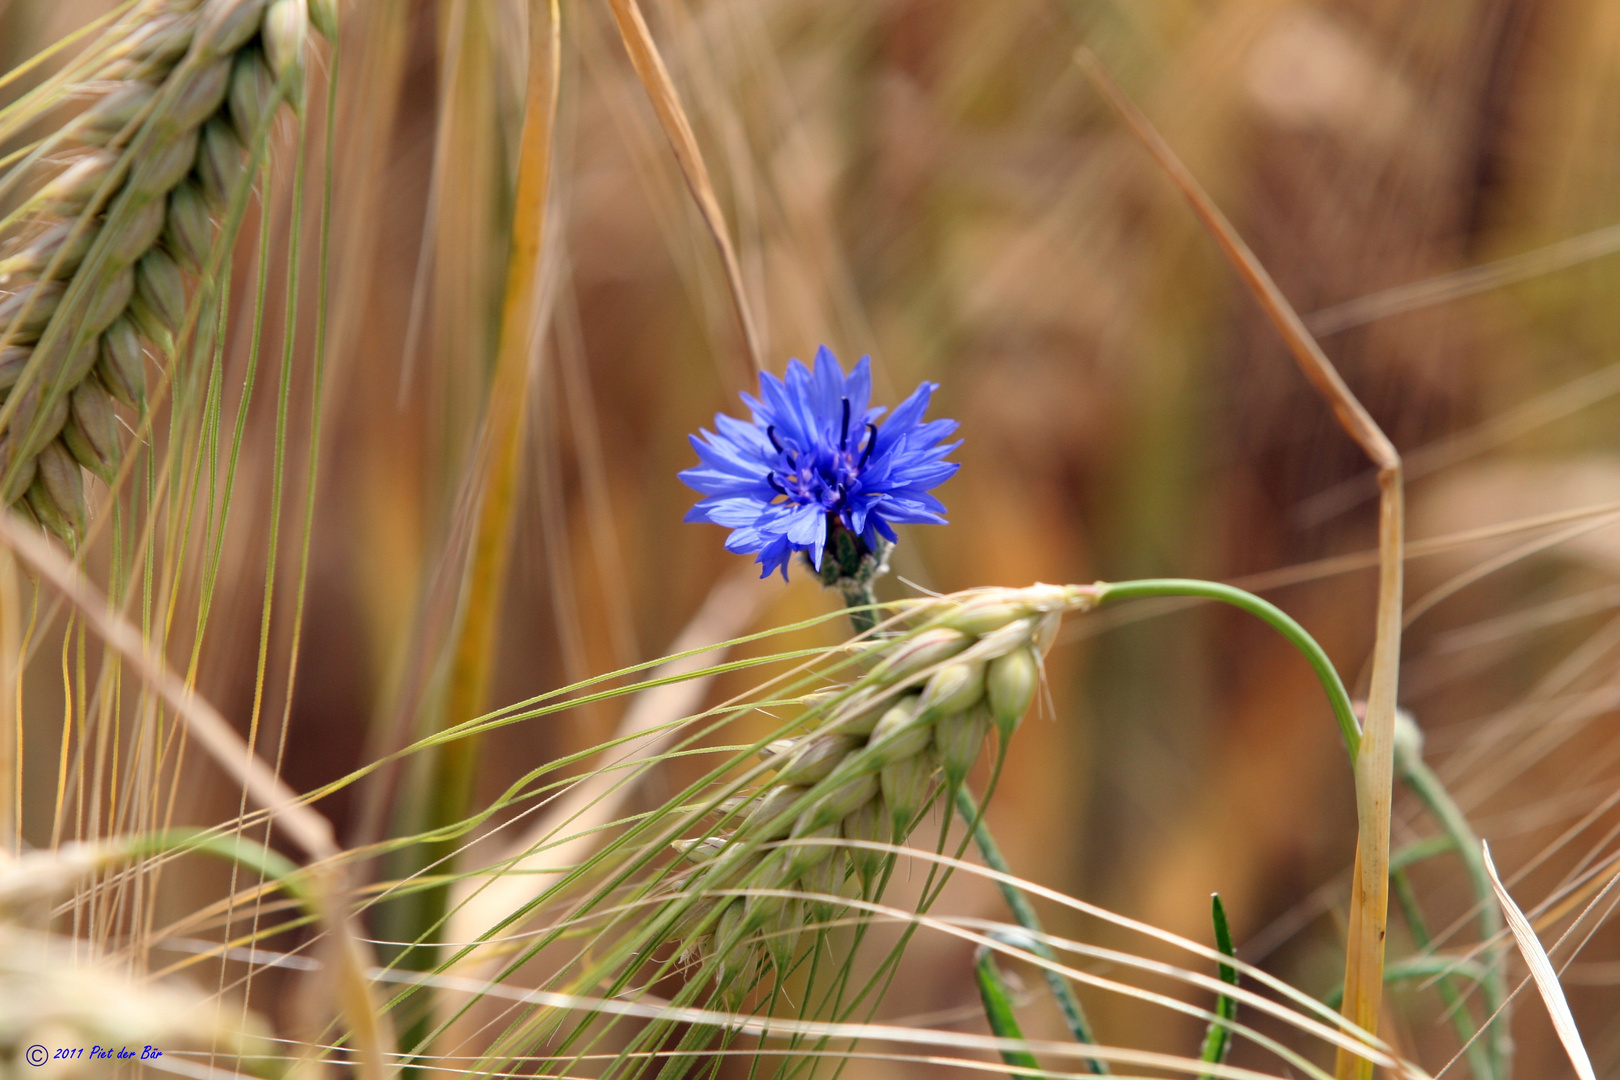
<box><xmin>5</xmin><ymin>0</ymin><xmax>1620</xmax><ymax>1075</ymax></box>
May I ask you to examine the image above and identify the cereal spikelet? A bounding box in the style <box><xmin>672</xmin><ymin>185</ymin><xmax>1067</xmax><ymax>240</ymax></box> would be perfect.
<box><xmin>0</xmin><ymin>0</ymin><xmax>330</xmax><ymax>545</ymax></box>
<box><xmin>664</xmin><ymin>583</ymin><xmax>1091</xmax><ymax>999</ymax></box>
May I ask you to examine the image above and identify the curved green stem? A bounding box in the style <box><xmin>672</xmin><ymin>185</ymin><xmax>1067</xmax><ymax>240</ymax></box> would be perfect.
<box><xmin>1093</xmin><ymin>579</ymin><xmax>1361</xmax><ymax>765</ymax></box>
<box><xmin>1396</xmin><ymin>745</ymin><xmax>1510</xmax><ymax>1080</ymax></box>
<box><xmin>1389</xmin><ymin>866</ymin><xmax>1497</xmax><ymax>1080</ymax></box>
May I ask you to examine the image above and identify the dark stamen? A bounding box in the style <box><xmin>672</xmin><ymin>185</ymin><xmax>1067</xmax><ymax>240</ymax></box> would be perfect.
<box><xmin>858</xmin><ymin>422</ymin><xmax>878</xmax><ymax>468</ymax></box>
<box><xmin>839</xmin><ymin>397</ymin><xmax>851</xmax><ymax>450</ymax></box>
<box><xmin>766</xmin><ymin>473</ymin><xmax>787</xmax><ymax>496</ymax></box>
<box><xmin>766</xmin><ymin>425</ymin><xmax>784</xmax><ymax>453</ymax></box>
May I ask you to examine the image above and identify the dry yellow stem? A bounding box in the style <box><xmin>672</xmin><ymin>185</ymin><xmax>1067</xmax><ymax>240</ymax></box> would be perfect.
<box><xmin>1075</xmin><ymin>50</ymin><xmax>1403</xmax><ymax>1079</ymax></box>
<box><xmin>436</xmin><ymin>0</ymin><xmax>563</xmax><ymax>814</ymax></box>
<box><xmin>603</xmin><ymin>0</ymin><xmax>764</xmax><ymax>379</ymax></box>
<box><xmin>0</xmin><ymin>511</ymin><xmax>395</xmax><ymax>1080</ymax></box>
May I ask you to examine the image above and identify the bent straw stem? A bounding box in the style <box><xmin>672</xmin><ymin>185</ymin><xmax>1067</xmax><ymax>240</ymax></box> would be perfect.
<box><xmin>1076</xmin><ymin>51</ymin><xmax>1403</xmax><ymax>1079</ymax></box>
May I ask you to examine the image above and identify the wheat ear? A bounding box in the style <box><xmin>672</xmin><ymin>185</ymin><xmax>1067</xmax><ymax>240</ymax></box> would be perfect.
<box><xmin>0</xmin><ymin>0</ymin><xmax>333</xmax><ymax>547</ymax></box>
<box><xmin>665</xmin><ymin>584</ymin><xmax>1089</xmax><ymax>999</ymax></box>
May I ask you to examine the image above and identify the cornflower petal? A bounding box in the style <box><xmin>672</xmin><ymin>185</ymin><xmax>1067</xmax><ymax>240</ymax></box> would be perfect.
<box><xmin>679</xmin><ymin>347</ymin><xmax>959</xmax><ymax>578</ymax></box>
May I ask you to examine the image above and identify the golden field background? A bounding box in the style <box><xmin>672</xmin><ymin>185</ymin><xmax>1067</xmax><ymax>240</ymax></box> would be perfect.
<box><xmin>4</xmin><ymin>0</ymin><xmax>1620</xmax><ymax>1075</ymax></box>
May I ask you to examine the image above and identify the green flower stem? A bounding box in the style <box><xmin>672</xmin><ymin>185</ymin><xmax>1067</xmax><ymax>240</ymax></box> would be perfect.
<box><xmin>1093</xmin><ymin>579</ymin><xmax>1362</xmax><ymax>765</ymax></box>
<box><xmin>954</xmin><ymin>785</ymin><xmax>1108</xmax><ymax>1074</ymax></box>
<box><xmin>1395</xmin><ymin>744</ymin><xmax>1510</xmax><ymax>1080</ymax></box>
<box><xmin>840</xmin><ymin>579</ymin><xmax>880</xmax><ymax>635</ymax></box>
<box><xmin>837</xmin><ymin>576</ymin><xmax>1359</xmax><ymax>1076</ymax></box>
<box><xmin>1389</xmin><ymin>867</ymin><xmax>1497</xmax><ymax>1080</ymax></box>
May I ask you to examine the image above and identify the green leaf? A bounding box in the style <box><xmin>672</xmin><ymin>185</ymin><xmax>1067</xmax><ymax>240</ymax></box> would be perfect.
<box><xmin>1197</xmin><ymin>893</ymin><xmax>1238</xmax><ymax>1076</ymax></box>
<box><xmin>975</xmin><ymin>944</ymin><xmax>1044</xmax><ymax>1080</ymax></box>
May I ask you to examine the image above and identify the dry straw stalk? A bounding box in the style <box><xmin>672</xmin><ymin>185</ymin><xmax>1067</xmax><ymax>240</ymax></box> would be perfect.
<box><xmin>1075</xmin><ymin>49</ymin><xmax>1405</xmax><ymax>1080</ymax></box>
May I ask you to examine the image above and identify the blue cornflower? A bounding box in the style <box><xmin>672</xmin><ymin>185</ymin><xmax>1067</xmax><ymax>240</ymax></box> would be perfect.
<box><xmin>680</xmin><ymin>346</ymin><xmax>961</xmax><ymax>580</ymax></box>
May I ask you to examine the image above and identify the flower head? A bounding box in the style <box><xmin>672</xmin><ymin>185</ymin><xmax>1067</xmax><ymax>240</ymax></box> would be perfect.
<box><xmin>681</xmin><ymin>346</ymin><xmax>961</xmax><ymax>580</ymax></box>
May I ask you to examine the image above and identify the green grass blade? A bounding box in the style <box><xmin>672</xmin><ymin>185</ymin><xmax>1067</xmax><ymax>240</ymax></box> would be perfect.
<box><xmin>975</xmin><ymin>944</ymin><xmax>1044</xmax><ymax>1080</ymax></box>
<box><xmin>1197</xmin><ymin>893</ymin><xmax>1238</xmax><ymax>1075</ymax></box>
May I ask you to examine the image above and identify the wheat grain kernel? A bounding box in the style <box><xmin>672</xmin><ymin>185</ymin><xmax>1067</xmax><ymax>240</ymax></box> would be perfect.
<box><xmin>0</xmin><ymin>280</ymin><xmax>65</xmax><ymax>342</ymax></box>
<box><xmin>741</xmin><ymin>784</ymin><xmax>810</xmax><ymax>842</ymax></box>
<box><xmin>227</xmin><ymin>48</ymin><xmax>279</xmax><ymax>139</ymax></box>
<box><xmin>78</xmin><ymin>83</ymin><xmax>159</xmax><ymax>143</ymax></box>
<box><xmin>262</xmin><ymin>0</ymin><xmax>308</xmax><ymax>80</ymax></box>
<box><xmin>129</xmin><ymin>13</ymin><xmax>198</xmax><ymax>67</ymax></box>
<box><xmin>880</xmin><ymin>745</ymin><xmax>937</xmax><ymax>836</ymax></box>
<box><xmin>779</xmin><ymin>820</ymin><xmax>838</xmax><ymax>881</ymax></box>
<box><xmin>156</xmin><ymin>58</ymin><xmax>232</xmax><ymax>136</ymax></box>
<box><xmin>945</xmin><ymin>593</ymin><xmax>1031</xmax><ymax>636</ymax></box>
<box><xmin>918</xmin><ymin>660</ymin><xmax>985</xmax><ymax>720</ymax></box>
<box><xmin>934</xmin><ymin>701</ymin><xmax>990</xmax><ymax>788</ymax></box>
<box><xmin>799</xmin><ymin>858</ymin><xmax>841</xmax><ymax>923</ymax></box>
<box><xmin>42</xmin><ymin>152</ymin><xmax>119</xmax><ymax>216</ymax></box>
<box><xmin>863</xmin><ymin>695</ymin><xmax>932</xmax><ymax>768</ymax></box>
<box><xmin>56</xmin><ymin>337</ymin><xmax>101</xmax><ymax>387</ymax></box>
<box><xmin>772</xmin><ymin>733</ymin><xmax>861</xmax><ymax>786</ymax></box>
<box><xmin>61</xmin><ymin>382</ymin><xmax>120</xmax><ymax>482</ymax></box>
<box><xmin>196</xmin><ymin>0</ymin><xmax>268</xmax><ymax>57</ymax></box>
<box><xmin>195</xmin><ymin>116</ymin><xmax>245</xmax><ymax>206</ymax></box>
<box><xmin>839</xmin><ymin>796</ymin><xmax>887</xmax><ymax>888</ymax></box>
<box><xmin>986</xmin><ymin>645</ymin><xmax>1038</xmax><ymax>738</ymax></box>
<box><xmin>164</xmin><ymin>182</ymin><xmax>213</xmax><ymax>269</ymax></box>
<box><xmin>33</xmin><ymin>440</ymin><xmax>86</xmax><ymax>538</ymax></box>
<box><xmin>0</xmin><ymin>347</ymin><xmax>28</xmax><ymax>392</ymax></box>
<box><xmin>105</xmin><ymin>198</ymin><xmax>169</xmax><ymax>267</ymax></box>
<box><xmin>0</xmin><ymin>434</ymin><xmax>37</xmax><ymax>502</ymax></box>
<box><xmin>0</xmin><ymin>223</ymin><xmax>93</xmax><ymax>281</ymax></box>
<box><xmin>97</xmin><ymin>316</ymin><xmax>145</xmax><ymax>406</ymax></box>
<box><xmin>7</xmin><ymin>383</ymin><xmax>70</xmax><ymax>469</ymax></box>
<box><xmin>672</xmin><ymin>835</ymin><xmax>727</xmax><ymax>863</ymax></box>
<box><xmin>822</xmin><ymin>686</ymin><xmax>890</xmax><ymax>736</ymax></box>
<box><xmin>308</xmin><ymin>0</ymin><xmax>337</xmax><ymax>38</ymax></box>
<box><xmin>128</xmin><ymin>126</ymin><xmax>200</xmax><ymax>199</ymax></box>
<box><xmin>871</xmin><ymin>626</ymin><xmax>972</xmax><ymax>681</ymax></box>
<box><xmin>133</xmin><ymin>248</ymin><xmax>186</xmax><ymax>334</ymax></box>
<box><xmin>81</xmin><ymin>266</ymin><xmax>136</xmax><ymax>336</ymax></box>
<box><xmin>796</xmin><ymin>773</ymin><xmax>877</xmax><ymax>833</ymax></box>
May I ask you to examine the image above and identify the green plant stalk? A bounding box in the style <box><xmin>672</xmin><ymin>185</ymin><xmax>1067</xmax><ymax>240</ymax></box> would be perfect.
<box><xmin>1197</xmin><ymin>893</ymin><xmax>1238</xmax><ymax>1076</ymax></box>
<box><xmin>975</xmin><ymin>945</ymin><xmax>1045</xmax><ymax>1080</ymax></box>
<box><xmin>1091</xmin><ymin>579</ymin><xmax>1361</xmax><ymax>763</ymax></box>
<box><xmin>954</xmin><ymin>786</ymin><xmax>1108</xmax><ymax>1074</ymax></box>
<box><xmin>1396</xmin><ymin>747</ymin><xmax>1510</xmax><ymax>1080</ymax></box>
<box><xmin>1389</xmin><ymin>867</ymin><xmax>1496</xmax><ymax>1080</ymax></box>
<box><xmin>834</xmin><ymin>576</ymin><xmax>1359</xmax><ymax>1076</ymax></box>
